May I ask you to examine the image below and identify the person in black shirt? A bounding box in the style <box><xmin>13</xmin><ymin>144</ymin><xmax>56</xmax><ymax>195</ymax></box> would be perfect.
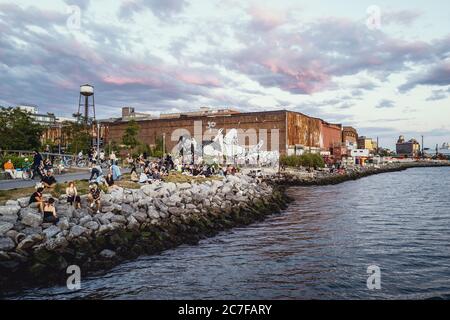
<box><xmin>43</xmin><ymin>198</ymin><xmax>59</xmax><ymax>224</ymax></box>
<box><xmin>29</xmin><ymin>187</ymin><xmax>44</xmax><ymax>213</ymax></box>
<box><xmin>41</xmin><ymin>171</ymin><xmax>57</xmax><ymax>188</ymax></box>
<box><xmin>105</xmin><ymin>173</ymin><xmax>116</xmax><ymax>191</ymax></box>
<box><xmin>31</xmin><ymin>150</ymin><xmax>43</xmax><ymax>180</ymax></box>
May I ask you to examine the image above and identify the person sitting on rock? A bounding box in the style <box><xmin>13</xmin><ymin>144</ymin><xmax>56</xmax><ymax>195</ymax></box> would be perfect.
<box><xmin>41</xmin><ymin>170</ymin><xmax>57</xmax><ymax>188</ymax></box>
<box><xmin>130</xmin><ymin>170</ymin><xmax>139</xmax><ymax>182</ymax></box>
<box><xmin>66</xmin><ymin>181</ymin><xmax>81</xmax><ymax>209</ymax></box>
<box><xmin>29</xmin><ymin>186</ymin><xmax>45</xmax><ymax>213</ymax></box>
<box><xmin>105</xmin><ymin>172</ymin><xmax>118</xmax><ymax>191</ymax></box>
<box><xmin>87</xmin><ymin>182</ymin><xmax>101</xmax><ymax>214</ymax></box>
<box><xmin>3</xmin><ymin>159</ymin><xmax>16</xmax><ymax>179</ymax></box>
<box><xmin>43</xmin><ymin>198</ymin><xmax>59</xmax><ymax>224</ymax></box>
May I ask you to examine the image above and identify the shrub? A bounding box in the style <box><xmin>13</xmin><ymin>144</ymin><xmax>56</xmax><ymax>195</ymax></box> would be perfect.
<box><xmin>280</xmin><ymin>153</ymin><xmax>325</xmax><ymax>168</ymax></box>
<box><xmin>0</xmin><ymin>154</ymin><xmax>30</xmax><ymax>170</ymax></box>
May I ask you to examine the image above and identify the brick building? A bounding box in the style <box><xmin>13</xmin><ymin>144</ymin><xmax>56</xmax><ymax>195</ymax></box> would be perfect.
<box><xmin>103</xmin><ymin>108</ymin><xmax>344</xmax><ymax>156</ymax></box>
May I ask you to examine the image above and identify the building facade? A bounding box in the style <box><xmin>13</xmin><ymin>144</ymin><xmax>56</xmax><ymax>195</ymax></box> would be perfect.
<box><xmin>396</xmin><ymin>135</ymin><xmax>420</xmax><ymax>157</ymax></box>
<box><xmin>103</xmin><ymin>108</ymin><xmax>344</xmax><ymax>157</ymax></box>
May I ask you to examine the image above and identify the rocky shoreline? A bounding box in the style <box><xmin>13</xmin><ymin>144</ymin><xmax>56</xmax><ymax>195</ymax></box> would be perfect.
<box><xmin>264</xmin><ymin>161</ymin><xmax>450</xmax><ymax>186</ymax></box>
<box><xmin>0</xmin><ymin>175</ymin><xmax>288</xmax><ymax>293</ymax></box>
<box><xmin>0</xmin><ymin>161</ymin><xmax>448</xmax><ymax>293</ymax></box>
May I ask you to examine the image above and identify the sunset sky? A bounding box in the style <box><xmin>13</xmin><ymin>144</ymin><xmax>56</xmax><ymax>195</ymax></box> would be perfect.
<box><xmin>0</xmin><ymin>0</ymin><xmax>449</xmax><ymax>149</ymax></box>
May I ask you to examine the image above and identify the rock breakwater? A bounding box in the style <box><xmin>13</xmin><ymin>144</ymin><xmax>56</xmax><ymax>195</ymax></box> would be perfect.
<box><xmin>0</xmin><ymin>175</ymin><xmax>288</xmax><ymax>292</ymax></box>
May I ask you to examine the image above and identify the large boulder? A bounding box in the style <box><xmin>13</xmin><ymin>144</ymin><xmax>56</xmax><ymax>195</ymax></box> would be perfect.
<box><xmin>85</xmin><ymin>221</ymin><xmax>99</xmax><ymax>231</ymax></box>
<box><xmin>0</xmin><ymin>236</ymin><xmax>15</xmax><ymax>251</ymax></box>
<box><xmin>70</xmin><ymin>225</ymin><xmax>88</xmax><ymax>238</ymax></box>
<box><xmin>5</xmin><ymin>200</ymin><xmax>19</xmax><ymax>206</ymax></box>
<box><xmin>110</xmin><ymin>215</ymin><xmax>127</xmax><ymax>225</ymax></box>
<box><xmin>17</xmin><ymin>197</ymin><xmax>30</xmax><ymax>208</ymax></box>
<box><xmin>164</xmin><ymin>182</ymin><xmax>177</xmax><ymax>195</ymax></box>
<box><xmin>21</xmin><ymin>210</ymin><xmax>43</xmax><ymax>228</ymax></box>
<box><xmin>0</xmin><ymin>205</ymin><xmax>21</xmax><ymax>221</ymax></box>
<box><xmin>0</xmin><ymin>222</ymin><xmax>14</xmax><ymax>235</ymax></box>
<box><xmin>43</xmin><ymin>225</ymin><xmax>60</xmax><ymax>239</ymax></box>
<box><xmin>131</xmin><ymin>211</ymin><xmax>147</xmax><ymax>223</ymax></box>
<box><xmin>176</xmin><ymin>182</ymin><xmax>192</xmax><ymax>190</ymax></box>
<box><xmin>120</xmin><ymin>203</ymin><xmax>134</xmax><ymax>216</ymax></box>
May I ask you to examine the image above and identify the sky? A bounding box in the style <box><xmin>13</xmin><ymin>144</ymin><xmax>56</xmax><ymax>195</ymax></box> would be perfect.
<box><xmin>0</xmin><ymin>0</ymin><xmax>449</xmax><ymax>150</ymax></box>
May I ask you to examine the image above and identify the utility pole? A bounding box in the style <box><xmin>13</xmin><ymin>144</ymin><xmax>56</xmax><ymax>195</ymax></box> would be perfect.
<box><xmin>96</xmin><ymin>122</ymin><xmax>100</xmax><ymax>157</ymax></box>
<box><xmin>163</xmin><ymin>133</ymin><xmax>166</xmax><ymax>156</ymax></box>
<box><xmin>421</xmin><ymin>135</ymin><xmax>424</xmax><ymax>159</ymax></box>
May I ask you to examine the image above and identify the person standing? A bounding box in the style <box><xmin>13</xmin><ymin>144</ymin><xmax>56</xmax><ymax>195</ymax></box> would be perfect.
<box><xmin>89</xmin><ymin>161</ymin><xmax>103</xmax><ymax>181</ymax></box>
<box><xmin>110</xmin><ymin>161</ymin><xmax>121</xmax><ymax>180</ymax></box>
<box><xmin>32</xmin><ymin>150</ymin><xmax>43</xmax><ymax>180</ymax></box>
<box><xmin>109</xmin><ymin>151</ymin><xmax>117</xmax><ymax>166</ymax></box>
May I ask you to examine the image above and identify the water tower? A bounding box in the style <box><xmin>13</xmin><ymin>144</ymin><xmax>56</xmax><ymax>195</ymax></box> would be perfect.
<box><xmin>77</xmin><ymin>84</ymin><xmax>96</xmax><ymax>125</ymax></box>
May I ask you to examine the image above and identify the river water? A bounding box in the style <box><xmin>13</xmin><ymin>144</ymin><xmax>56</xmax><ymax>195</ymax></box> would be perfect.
<box><xmin>5</xmin><ymin>167</ymin><xmax>450</xmax><ymax>299</ymax></box>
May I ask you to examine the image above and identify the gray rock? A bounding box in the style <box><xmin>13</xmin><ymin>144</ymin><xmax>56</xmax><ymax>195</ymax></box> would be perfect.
<box><xmin>17</xmin><ymin>197</ymin><xmax>30</xmax><ymax>208</ymax></box>
<box><xmin>57</xmin><ymin>218</ymin><xmax>70</xmax><ymax>231</ymax></box>
<box><xmin>21</xmin><ymin>226</ymin><xmax>42</xmax><ymax>236</ymax></box>
<box><xmin>120</xmin><ymin>203</ymin><xmax>134</xmax><ymax>216</ymax></box>
<box><xmin>132</xmin><ymin>211</ymin><xmax>147</xmax><ymax>223</ymax></box>
<box><xmin>43</xmin><ymin>225</ymin><xmax>60</xmax><ymax>239</ymax></box>
<box><xmin>21</xmin><ymin>211</ymin><xmax>43</xmax><ymax>228</ymax></box>
<box><xmin>17</xmin><ymin>236</ymin><xmax>37</xmax><ymax>250</ymax></box>
<box><xmin>165</xmin><ymin>182</ymin><xmax>177</xmax><ymax>194</ymax></box>
<box><xmin>0</xmin><ymin>236</ymin><xmax>15</xmax><ymax>251</ymax></box>
<box><xmin>177</xmin><ymin>182</ymin><xmax>192</xmax><ymax>190</ymax></box>
<box><xmin>0</xmin><ymin>205</ymin><xmax>21</xmax><ymax>217</ymax></box>
<box><xmin>0</xmin><ymin>222</ymin><xmax>14</xmax><ymax>235</ymax></box>
<box><xmin>79</xmin><ymin>215</ymin><xmax>93</xmax><ymax>226</ymax></box>
<box><xmin>127</xmin><ymin>215</ymin><xmax>140</xmax><ymax>231</ymax></box>
<box><xmin>185</xmin><ymin>203</ymin><xmax>197</xmax><ymax>210</ymax></box>
<box><xmin>70</xmin><ymin>225</ymin><xmax>87</xmax><ymax>237</ymax></box>
<box><xmin>45</xmin><ymin>236</ymin><xmax>69</xmax><ymax>251</ymax></box>
<box><xmin>147</xmin><ymin>207</ymin><xmax>160</xmax><ymax>220</ymax></box>
<box><xmin>99</xmin><ymin>249</ymin><xmax>116</xmax><ymax>259</ymax></box>
<box><xmin>5</xmin><ymin>200</ymin><xmax>19</xmax><ymax>206</ymax></box>
<box><xmin>111</xmin><ymin>215</ymin><xmax>127</xmax><ymax>224</ymax></box>
<box><xmin>85</xmin><ymin>221</ymin><xmax>99</xmax><ymax>230</ymax></box>
<box><xmin>168</xmin><ymin>207</ymin><xmax>184</xmax><ymax>216</ymax></box>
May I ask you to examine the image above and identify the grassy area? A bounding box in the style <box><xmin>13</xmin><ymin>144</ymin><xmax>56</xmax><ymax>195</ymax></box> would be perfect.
<box><xmin>0</xmin><ymin>172</ymin><xmax>222</xmax><ymax>205</ymax></box>
<box><xmin>162</xmin><ymin>172</ymin><xmax>222</xmax><ymax>184</ymax></box>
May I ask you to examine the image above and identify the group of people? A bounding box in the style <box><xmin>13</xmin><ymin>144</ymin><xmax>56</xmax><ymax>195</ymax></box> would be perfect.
<box><xmin>129</xmin><ymin>155</ymin><xmax>172</xmax><ymax>184</ymax></box>
<box><xmin>28</xmin><ymin>179</ymin><xmax>103</xmax><ymax>225</ymax></box>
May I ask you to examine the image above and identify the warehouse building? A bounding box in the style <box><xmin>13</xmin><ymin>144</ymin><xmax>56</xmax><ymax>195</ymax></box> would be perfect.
<box><xmin>103</xmin><ymin>107</ymin><xmax>345</xmax><ymax>157</ymax></box>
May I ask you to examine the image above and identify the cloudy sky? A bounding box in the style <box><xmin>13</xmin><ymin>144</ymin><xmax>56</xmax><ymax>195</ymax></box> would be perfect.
<box><xmin>0</xmin><ymin>0</ymin><xmax>449</xmax><ymax>149</ymax></box>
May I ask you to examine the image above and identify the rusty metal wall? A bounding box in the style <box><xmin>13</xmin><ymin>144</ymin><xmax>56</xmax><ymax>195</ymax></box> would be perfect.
<box><xmin>286</xmin><ymin>112</ymin><xmax>322</xmax><ymax>148</ymax></box>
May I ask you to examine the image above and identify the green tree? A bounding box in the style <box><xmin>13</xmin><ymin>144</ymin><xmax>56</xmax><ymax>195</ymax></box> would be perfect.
<box><xmin>0</xmin><ymin>107</ymin><xmax>44</xmax><ymax>150</ymax></box>
<box><xmin>149</xmin><ymin>136</ymin><xmax>164</xmax><ymax>158</ymax></box>
<box><xmin>62</xmin><ymin>120</ymin><xmax>91</xmax><ymax>154</ymax></box>
<box><xmin>122</xmin><ymin>120</ymin><xmax>140</xmax><ymax>151</ymax></box>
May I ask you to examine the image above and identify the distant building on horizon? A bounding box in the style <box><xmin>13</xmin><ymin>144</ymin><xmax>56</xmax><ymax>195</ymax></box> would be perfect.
<box><xmin>357</xmin><ymin>136</ymin><xmax>377</xmax><ymax>152</ymax></box>
<box><xmin>396</xmin><ymin>135</ymin><xmax>420</xmax><ymax>157</ymax></box>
